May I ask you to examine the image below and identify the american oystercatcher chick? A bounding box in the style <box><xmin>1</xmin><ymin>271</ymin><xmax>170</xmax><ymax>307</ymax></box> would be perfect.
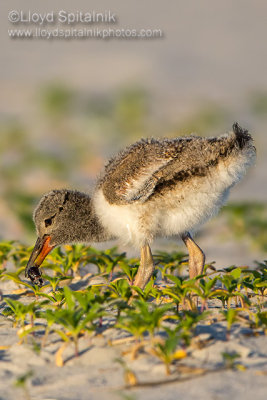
<box><xmin>26</xmin><ymin>123</ymin><xmax>256</xmax><ymax>288</ymax></box>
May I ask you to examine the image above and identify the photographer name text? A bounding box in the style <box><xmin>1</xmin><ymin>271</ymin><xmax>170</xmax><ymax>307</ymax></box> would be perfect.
<box><xmin>8</xmin><ymin>10</ymin><xmax>117</xmax><ymax>25</ymax></box>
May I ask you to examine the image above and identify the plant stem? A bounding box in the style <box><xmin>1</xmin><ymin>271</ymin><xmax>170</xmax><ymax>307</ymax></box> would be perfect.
<box><xmin>74</xmin><ymin>337</ymin><xmax>79</xmax><ymax>357</ymax></box>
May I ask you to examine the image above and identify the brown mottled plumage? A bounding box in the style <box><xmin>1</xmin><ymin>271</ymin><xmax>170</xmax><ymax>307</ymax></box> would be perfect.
<box><xmin>26</xmin><ymin>124</ymin><xmax>255</xmax><ymax>289</ymax></box>
<box><xmin>99</xmin><ymin>123</ymin><xmax>253</xmax><ymax>204</ymax></box>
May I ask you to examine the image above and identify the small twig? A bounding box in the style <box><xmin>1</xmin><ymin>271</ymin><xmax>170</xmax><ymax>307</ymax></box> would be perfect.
<box><xmin>120</xmin><ymin>366</ymin><xmax>229</xmax><ymax>389</ymax></box>
<box><xmin>109</xmin><ymin>336</ymin><xmax>136</xmax><ymax>346</ymax></box>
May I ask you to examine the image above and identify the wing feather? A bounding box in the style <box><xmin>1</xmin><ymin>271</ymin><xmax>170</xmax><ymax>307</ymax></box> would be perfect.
<box><xmin>97</xmin><ymin>126</ymin><xmax>254</xmax><ymax>205</ymax></box>
<box><xmin>98</xmin><ymin>137</ymin><xmax>196</xmax><ymax>204</ymax></box>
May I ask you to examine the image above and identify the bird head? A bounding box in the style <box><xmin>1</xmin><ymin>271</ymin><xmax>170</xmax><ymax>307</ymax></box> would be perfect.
<box><xmin>25</xmin><ymin>189</ymin><xmax>87</xmax><ymax>286</ymax></box>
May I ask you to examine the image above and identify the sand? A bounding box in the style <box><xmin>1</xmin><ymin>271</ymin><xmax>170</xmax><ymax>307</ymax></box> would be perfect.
<box><xmin>0</xmin><ymin>275</ymin><xmax>266</xmax><ymax>400</ymax></box>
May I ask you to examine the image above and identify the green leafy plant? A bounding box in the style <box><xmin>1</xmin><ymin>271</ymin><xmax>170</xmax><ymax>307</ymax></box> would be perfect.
<box><xmin>14</xmin><ymin>370</ymin><xmax>33</xmax><ymax>400</ymax></box>
<box><xmin>116</xmin><ymin>300</ymin><xmax>173</xmax><ymax>341</ymax></box>
<box><xmin>108</xmin><ymin>278</ymin><xmax>133</xmax><ymax>303</ymax></box>
<box><xmin>150</xmin><ymin>326</ymin><xmax>186</xmax><ymax>374</ymax></box>
<box><xmin>154</xmin><ymin>250</ymin><xmax>187</xmax><ymax>278</ymax></box>
<box><xmin>222</xmin><ymin>352</ymin><xmax>244</xmax><ymax>370</ymax></box>
<box><xmin>162</xmin><ymin>275</ymin><xmax>196</xmax><ymax>310</ymax></box>
<box><xmin>50</xmin><ymin>286</ymin><xmax>105</xmax><ymax>357</ymax></box>
<box><xmin>1</xmin><ymin>240</ymin><xmax>266</xmax><ymax>375</ymax></box>
<box><xmin>3</xmin><ymin>299</ymin><xmax>40</xmax><ymax>344</ymax></box>
<box><xmin>220</xmin><ymin>308</ymin><xmax>240</xmax><ymax>340</ymax></box>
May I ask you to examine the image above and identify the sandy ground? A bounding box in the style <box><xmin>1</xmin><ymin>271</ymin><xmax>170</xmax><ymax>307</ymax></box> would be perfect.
<box><xmin>0</xmin><ymin>275</ymin><xmax>266</xmax><ymax>400</ymax></box>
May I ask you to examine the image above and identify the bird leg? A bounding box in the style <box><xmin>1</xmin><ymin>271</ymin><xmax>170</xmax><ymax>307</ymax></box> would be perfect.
<box><xmin>133</xmin><ymin>243</ymin><xmax>154</xmax><ymax>289</ymax></box>
<box><xmin>182</xmin><ymin>232</ymin><xmax>205</xmax><ymax>279</ymax></box>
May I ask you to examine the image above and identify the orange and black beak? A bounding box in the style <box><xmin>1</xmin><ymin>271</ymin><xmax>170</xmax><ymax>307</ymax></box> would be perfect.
<box><xmin>25</xmin><ymin>235</ymin><xmax>55</xmax><ymax>286</ymax></box>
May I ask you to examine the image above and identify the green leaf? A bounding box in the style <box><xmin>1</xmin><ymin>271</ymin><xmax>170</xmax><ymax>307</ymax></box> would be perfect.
<box><xmin>63</xmin><ymin>286</ymin><xmax>75</xmax><ymax>310</ymax></box>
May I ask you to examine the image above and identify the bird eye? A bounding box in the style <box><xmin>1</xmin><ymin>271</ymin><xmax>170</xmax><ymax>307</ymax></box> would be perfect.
<box><xmin>44</xmin><ymin>213</ymin><xmax>57</xmax><ymax>227</ymax></box>
<box><xmin>44</xmin><ymin>218</ymin><xmax>53</xmax><ymax>227</ymax></box>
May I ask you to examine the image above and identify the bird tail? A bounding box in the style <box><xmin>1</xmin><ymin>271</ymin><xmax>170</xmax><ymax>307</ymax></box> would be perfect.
<box><xmin>232</xmin><ymin>123</ymin><xmax>253</xmax><ymax>149</ymax></box>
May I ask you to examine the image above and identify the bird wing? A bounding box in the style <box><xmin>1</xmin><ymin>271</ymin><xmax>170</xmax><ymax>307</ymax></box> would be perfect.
<box><xmin>98</xmin><ymin>137</ymin><xmax>206</xmax><ymax>205</ymax></box>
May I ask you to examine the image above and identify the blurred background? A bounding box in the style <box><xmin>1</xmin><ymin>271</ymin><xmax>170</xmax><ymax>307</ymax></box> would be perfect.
<box><xmin>1</xmin><ymin>0</ymin><xmax>266</xmax><ymax>267</ymax></box>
